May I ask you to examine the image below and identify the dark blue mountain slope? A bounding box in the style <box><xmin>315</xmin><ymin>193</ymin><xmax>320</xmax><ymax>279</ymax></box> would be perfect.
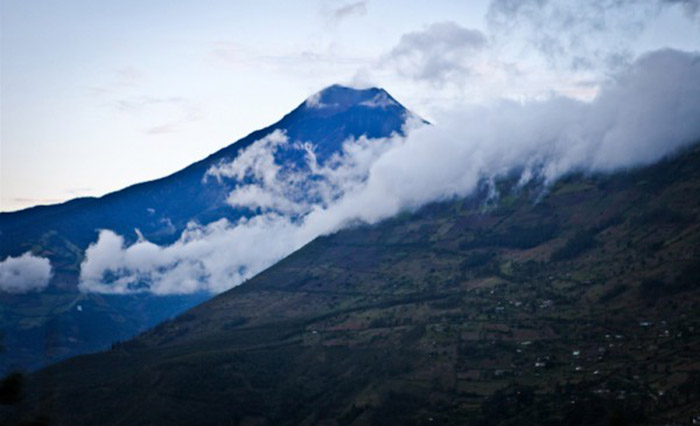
<box><xmin>0</xmin><ymin>85</ymin><xmax>413</xmax><ymax>373</ymax></box>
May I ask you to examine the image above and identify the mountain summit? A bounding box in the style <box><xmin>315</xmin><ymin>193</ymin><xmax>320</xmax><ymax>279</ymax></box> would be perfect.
<box><xmin>0</xmin><ymin>85</ymin><xmax>417</xmax><ymax>373</ymax></box>
<box><xmin>305</xmin><ymin>85</ymin><xmax>400</xmax><ymax>111</ymax></box>
<box><xmin>278</xmin><ymin>85</ymin><xmax>410</xmax><ymax>160</ymax></box>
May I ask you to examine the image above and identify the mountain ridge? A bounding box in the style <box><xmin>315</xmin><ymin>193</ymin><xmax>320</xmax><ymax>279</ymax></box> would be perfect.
<box><xmin>0</xmin><ymin>84</ymin><xmax>405</xmax><ymax>220</ymax></box>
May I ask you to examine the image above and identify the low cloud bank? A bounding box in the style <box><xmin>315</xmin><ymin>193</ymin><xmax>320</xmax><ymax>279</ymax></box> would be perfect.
<box><xmin>79</xmin><ymin>129</ymin><xmax>401</xmax><ymax>294</ymax></box>
<box><xmin>79</xmin><ymin>48</ymin><xmax>700</xmax><ymax>295</ymax></box>
<box><xmin>0</xmin><ymin>252</ymin><xmax>53</xmax><ymax>294</ymax></box>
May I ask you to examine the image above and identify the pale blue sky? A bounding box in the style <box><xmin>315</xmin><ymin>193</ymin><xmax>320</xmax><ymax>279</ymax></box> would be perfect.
<box><xmin>1</xmin><ymin>0</ymin><xmax>698</xmax><ymax>211</ymax></box>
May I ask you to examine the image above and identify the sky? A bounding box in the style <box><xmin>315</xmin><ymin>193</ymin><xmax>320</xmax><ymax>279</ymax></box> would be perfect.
<box><xmin>2</xmin><ymin>0</ymin><xmax>699</xmax><ymax>212</ymax></box>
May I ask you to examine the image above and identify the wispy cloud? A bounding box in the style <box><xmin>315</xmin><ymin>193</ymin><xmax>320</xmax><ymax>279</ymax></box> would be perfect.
<box><xmin>86</xmin><ymin>69</ymin><xmax>203</xmax><ymax>135</ymax></box>
<box><xmin>485</xmin><ymin>0</ymin><xmax>700</xmax><ymax>72</ymax></box>
<box><xmin>66</xmin><ymin>187</ymin><xmax>96</xmax><ymax>197</ymax></box>
<box><xmin>144</xmin><ymin>103</ymin><xmax>203</xmax><ymax>135</ymax></box>
<box><xmin>211</xmin><ymin>41</ymin><xmax>372</xmax><ymax>77</ymax></box>
<box><xmin>383</xmin><ymin>21</ymin><xmax>487</xmax><ymax>88</ymax></box>
<box><xmin>356</xmin><ymin>0</ymin><xmax>700</xmax><ymax>105</ymax></box>
<box><xmin>11</xmin><ymin>197</ymin><xmax>66</xmax><ymax>205</ymax></box>
<box><xmin>328</xmin><ymin>1</ymin><xmax>368</xmax><ymax>24</ymax></box>
<box><xmin>86</xmin><ymin>67</ymin><xmax>144</xmax><ymax>97</ymax></box>
<box><xmin>113</xmin><ymin>96</ymin><xmax>187</xmax><ymax>113</ymax></box>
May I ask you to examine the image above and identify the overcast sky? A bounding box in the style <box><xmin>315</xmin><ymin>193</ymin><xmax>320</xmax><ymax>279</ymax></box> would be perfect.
<box><xmin>2</xmin><ymin>0</ymin><xmax>700</xmax><ymax>212</ymax></box>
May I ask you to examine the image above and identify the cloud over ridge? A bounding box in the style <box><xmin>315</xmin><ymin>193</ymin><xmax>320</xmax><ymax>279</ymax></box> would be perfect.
<box><xmin>79</xmin><ymin>48</ymin><xmax>700</xmax><ymax>295</ymax></box>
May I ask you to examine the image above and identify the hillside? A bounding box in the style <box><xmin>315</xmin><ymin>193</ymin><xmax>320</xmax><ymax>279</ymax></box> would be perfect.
<box><xmin>4</xmin><ymin>143</ymin><xmax>700</xmax><ymax>425</ymax></box>
<box><xmin>0</xmin><ymin>85</ymin><xmax>412</xmax><ymax>373</ymax></box>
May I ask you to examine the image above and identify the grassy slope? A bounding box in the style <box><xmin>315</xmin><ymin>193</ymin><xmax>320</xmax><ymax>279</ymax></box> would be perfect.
<box><xmin>5</xmin><ymin>146</ymin><xmax>700</xmax><ymax>426</ymax></box>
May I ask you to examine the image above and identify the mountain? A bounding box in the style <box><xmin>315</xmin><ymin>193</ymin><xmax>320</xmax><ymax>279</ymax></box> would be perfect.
<box><xmin>5</xmin><ymin>143</ymin><xmax>700</xmax><ymax>425</ymax></box>
<box><xmin>0</xmin><ymin>85</ymin><xmax>408</xmax><ymax>252</ymax></box>
<box><xmin>0</xmin><ymin>85</ymin><xmax>414</xmax><ymax>373</ymax></box>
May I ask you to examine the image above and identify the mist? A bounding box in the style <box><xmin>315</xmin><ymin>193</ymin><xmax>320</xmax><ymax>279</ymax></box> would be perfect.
<box><xmin>75</xmin><ymin>48</ymin><xmax>700</xmax><ymax>295</ymax></box>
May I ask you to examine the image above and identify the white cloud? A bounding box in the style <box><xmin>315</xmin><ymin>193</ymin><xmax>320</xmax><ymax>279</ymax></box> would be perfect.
<box><xmin>348</xmin><ymin>53</ymin><xmax>697</xmax><ymax>221</ymax></box>
<box><xmin>78</xmin><ymin>219</ymin><xmax>304</xmax><ymax>295</ymax></box>
<box><xmin>79</xmin><ymin>126</ymin><xmax>404</xmax><ymax>295</ymax></box>
<box><xmin>78</xmin><ymin>48</ymin><xmax>700</xmax><ymax>296</ymax></box>
<box><xmin>486</xmin><ymin>0</ymin><xmax>700</xmax><ymax>72</ymax></box>
<box><xmin>383</xmin><ymin>21</ymin><xmax>487</xmax><ymax>87</ymax></box>
<box><xmin>364</xmin><ymin>0</ymin><xmax>700</xmax><ymax>106</ymax></box>
<box><xmin>0</xmin><ymin>252</ymin><xmax>53</xmax><ymax>294</ymax></box>
<box><xmin>207</xmin><ymin>130</ymin><xmax>287</xmax><ymax>187</ymax></box>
